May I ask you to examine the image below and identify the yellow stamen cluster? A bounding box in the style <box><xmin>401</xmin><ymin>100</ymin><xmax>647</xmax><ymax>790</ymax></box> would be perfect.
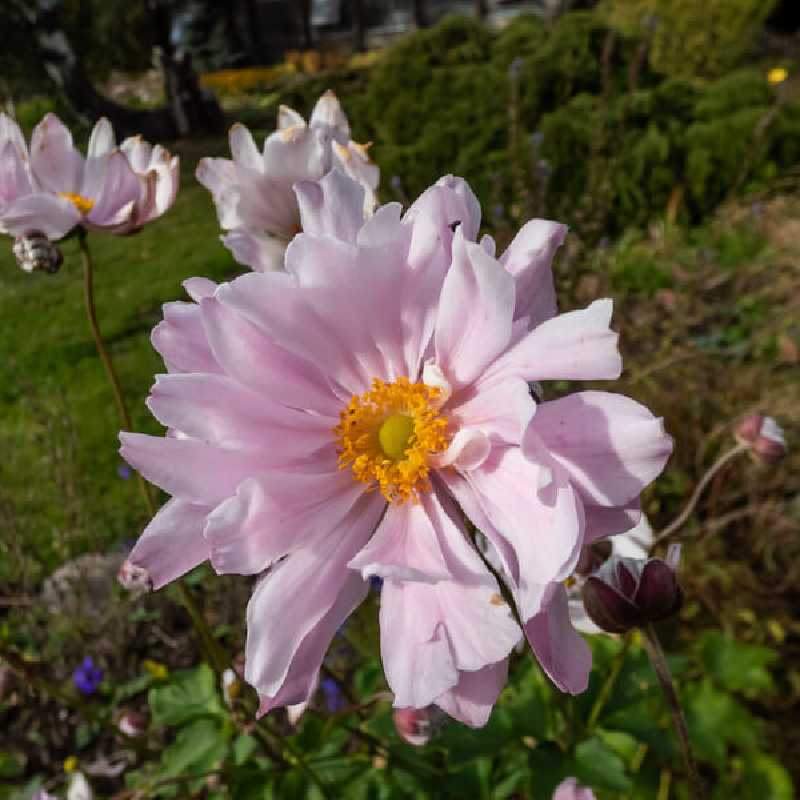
<box><xmin>59</xmin><ymin>192</ymin><xmax>95</xmax><ymax>215</ymax></box>
<box><xmin>334</xmin><ymin>377</ymin><xmax>449</xmax><ymax>504</ymax></box>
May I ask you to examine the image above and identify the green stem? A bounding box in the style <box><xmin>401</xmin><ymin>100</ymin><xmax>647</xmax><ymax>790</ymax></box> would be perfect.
<box><xmin>79</xmin><ymin>232</ymin><xmax>228</xmax><ymax>679</ymax></box>
<box><xmin>641</xmin><ymin>625</ymin><xmax>703</xmax><ymax>799</ymax></box>
<box><xmin>586</xmin><ymin>635</ymin><xmax>631</xmax><ymax>732</ymax></box>
<box><xmin>79</xmin><ymin>231</ymin><xmax>154</xmax><ymax>515</ymax></box>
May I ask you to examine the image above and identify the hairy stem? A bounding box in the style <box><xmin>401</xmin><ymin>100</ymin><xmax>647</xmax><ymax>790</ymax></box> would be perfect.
<box><xmin>641</xmin><ymin>625</ymin><xmax>703</xmax><ymax>799</ymax></box>
<box><xmin>653</xmin><ymin>442</ymin><xmax>748</xmax><ymax>546</ymax></box>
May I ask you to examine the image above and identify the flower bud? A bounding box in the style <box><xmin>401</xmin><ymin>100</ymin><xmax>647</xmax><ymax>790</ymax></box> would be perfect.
<box><xmin>553</xmin><ymin>777</ymin><xmax>596</xmax><ymax>800</ymax></box>
<box><xmin>13</xmin><ymin>231</ymin><xmax>63</xmax><ymax>274</ymax></box>
<box><xmin>735</xmin><ymin>414</ymin><xmax>787</xmax><ymax>464</ymax></box>
<box><xmin>575</xmin><ymin>539</ymin><xmax>612</xmax><ymax>576</ymax></box>
<box><xmin>581</xmin><ymin>545</ymin><xmax>682</xmax><ymax>634</ymax></box>
<box><xmin>117</xmin><ymin>710</ymin><xmax>147</xmax><ymax>737</ymax></box>
<box><xmin>393</xmin><ymin>707</ymin><xmax>445</xmax><ymax>747</ymax></box>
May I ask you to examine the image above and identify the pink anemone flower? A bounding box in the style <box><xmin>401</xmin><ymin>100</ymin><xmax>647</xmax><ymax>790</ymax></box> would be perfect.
<box><xmin>553</xmin><ymin>778</ymin><xmax>596</xmax><ymax>800</ymax></box>
<box><xmin>196</xmin><ymin>91</ymin><xmax>379</xmax><ymax>272</ymax></box>
<box><xmin>0</xmin><ymin>113</ymin><xmax>79</xmax><ymax>239</ymax></box>
<box><xmin>120</xmin><ymin>171</ymin><xmax>671</xmax><ymax>728</ymax></box>
<box><xmin>28</xmin><ymin>114</ymin><xmax>178</xmax><ymax>235</ymax></box>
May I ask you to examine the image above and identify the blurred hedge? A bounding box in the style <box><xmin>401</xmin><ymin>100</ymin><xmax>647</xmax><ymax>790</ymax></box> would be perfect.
<box><xmin>275</xmin><ymin>12</ymin><xmax>799</xmax><ymax>238</ymax></box>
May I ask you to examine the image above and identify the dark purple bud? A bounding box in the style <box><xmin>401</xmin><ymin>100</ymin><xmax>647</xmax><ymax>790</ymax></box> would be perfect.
<box><xmin>320</xmin><ymin>677</ymin><xmax>346</xmax><ymax>712</ymax></box>
<box><xmin>581</xmin><ymin>546</ymin><xmax>682</xmax><ymax>633</ymax></box>
<box><xmin>73</xmin><ymin>656</ymin><xmax>104</xmax><ymax>695</ymax></box>
<box><xmin>575</xmin><ymin>539</ymin><xmax>612</xmax><ymax>576</ymax></box>
<box><xmin>393</xmin><ymin>707</ymin><xmax>445</xmax><ymax>746</ymax></box>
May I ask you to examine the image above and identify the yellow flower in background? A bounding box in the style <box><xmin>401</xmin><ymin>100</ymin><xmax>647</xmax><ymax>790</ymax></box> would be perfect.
<box><xmin>768</xmin><ymin>67</ymin><xmax>788</xmax><ymax>85</ymax></box>
<box><xmin>142</xmin><ymin>659</ymin><xmax>168</xmax><ymax>680</ymax></box>
<box><xmin>63</xmin><ymin>756</ymin><xmax>78</xmax><ymax>773</ymax></box>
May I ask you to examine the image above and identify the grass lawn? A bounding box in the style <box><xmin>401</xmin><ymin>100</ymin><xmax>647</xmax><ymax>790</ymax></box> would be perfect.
<box><xmin>0</xmin><ymin>139</ymin><xmax>243</xmax><ymax>584</ymax></box>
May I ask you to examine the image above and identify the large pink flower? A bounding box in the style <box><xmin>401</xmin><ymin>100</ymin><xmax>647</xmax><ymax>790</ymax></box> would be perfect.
<box><xmin>0</xmin><ymin>113</ymin><xmax>79</xmax><ymax>239</ymax></box>
<box><xmin>121</xmin><ymin>172</ymin><xmax>671</xmax><ymax>728</ymax></box>
<box><xmin>196</xmin><ymin>91</ymin><xmax>379</xmax><ymax>272</ymax></box>
<box><xmin>26</xmin><ymin>114</ymin><xmax>178</xmax><ymax>235</ymax></box>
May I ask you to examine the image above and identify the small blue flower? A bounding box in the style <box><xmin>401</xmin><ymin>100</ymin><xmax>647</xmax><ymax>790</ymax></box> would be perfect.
<box><xmin>390</xmin><ymin>176</ymin><xmax>403</xmax><ymax>191</ymax></box>
<box><xmin>369</xmin><ymin>575</ymin><xmax>383</xmax><ymax>592</ymax></box>
<box><xmin>508</xmin><ymin>56</ymin><xmax>524</xmax><ymax>79</ymax></box>
<box><xmin>117</xmin><ymin>464</ymin><xmax>132</xmax><ymax>480</ymax></box>
<box><xmin>73</xmin><ymin>656</ymin><xmax>103</xmax><ymax>696</ymax></box>
<box><xmin>320</xmin><ymin>677</ymin><xmax>346</xmax><ymax>712</ymax></box>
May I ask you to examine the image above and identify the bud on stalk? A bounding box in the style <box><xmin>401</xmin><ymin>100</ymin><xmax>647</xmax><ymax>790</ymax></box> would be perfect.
<box><xmin>13</xmin><ymin>231</ymin><xmax>63</xmax><ymax>274</ymax></box>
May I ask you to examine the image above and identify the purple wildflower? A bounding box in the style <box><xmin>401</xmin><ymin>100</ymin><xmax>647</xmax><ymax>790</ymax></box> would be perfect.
<box><xmin>320</xmin><ymin>677</ymin><xmax>346</xmax><ymax>712</ymax></box>
<box><xmin>73</xmin><ymin>656</ymin><xmax>103</xmax><ymax>695</ymax></box>
<box><xmin>117</xmin><ymin>463</ymin><xmax>132</xmax><ymax>480</ymax></box>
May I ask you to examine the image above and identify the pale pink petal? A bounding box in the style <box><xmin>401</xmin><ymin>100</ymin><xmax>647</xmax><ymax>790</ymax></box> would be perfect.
<box><xmin>229</xmin><ymin>123</ymin><xmax>262</xmax><ymax>171</ymax></box>
<box><xmin>258</xmin><ymin>571</ymin><xmax>366</xmax><ymax>715</ymax></box>
<box><xmin>0</xmin><ymin>139</ymin><xmax>32</xmax><ymax>203</ymax></box>
<box><xmin>125</xmin><ymin>498</ymin><xmax>211</xmax><ymax>590</ymax></box>
<box><xmin>277</xmin><ymin>105</ymin><xmax>305</xmax><ymax>130</ymax></box>
<box><xmin>435</xmin><ymin>231</ymin><xmax>515</xmax><ymax>389</ymax></box>
<box><xmin>119</xmin><ymin>431</ymin><xmax>271</xmax><ymax>505</ymax></box>
<box><xmin>431</xmin><ymin>427</ymin><xmax>491</xmax><ymax>471</ymax></box>
<box><xmin>481</xmin><ymin>299</ymin><xmax>621</xmax><ymax>385</ymax></box>
<box><xmin>30</xmin><ymin>113</ymin><xmax>83</xmax><ymax>194</ymax></box>
<box><xmin>120</xmin><ymin>136</ymin><xmax>152</xmax><ymax>172</ymax></box>
<box><xmin>553</xmin><ymin>778</ymin><xmax>596</xmax><ymax>800</ymax></box>
<box><xmin>200</xmin><ymin>292</ymin><xmax>342</xmax><ymax>414</ymax></box>
<box><xmin>221</xmin><ymin>229</ymin><xmax>287</xmax><ymax>272</ymax></box>
<box><xmin>526</xmin><ymin>391</ymin><xmax>672</xmax><ymax>507</ymax></box>
<box><xmin>294</xmin><ymin>168</ymin><xmax>365</xmax><ymax>243</ymax></box>
<box><xmin>443</xmin><ymin>448</ymin><xmax>584</xmax><ymax>620</ymax></box>
<box><xmin>146</xmin><ymin>372</ymin><xmax>334</xmax><ymax>454</ymax></box>
<box><xmin>524</xmin><ymin>583</ymin><xmax>591</xmax><ymax>694</ymax></box>
<box><xmin>331</xmin><ymin>141</ymin><xmax>379</xmax><ymax>214</ymax></box>
<box><xmin>499</xmin><ymin>218</ymin><xmax>566</xmax><ymax>327</ymax></box>
<box><xmin>0</xmin><ymin>192</ymin><xmax>80</xmax><ymax>239</ymax></box>
<box><xmin>182</xmin><ymin>277</ymin><xmax>217</xmax><ymax>302</ymax></box>
<box><xmin>245</xmin><ymin>493</ymin><xmax>383</xmax><ymax>698</ymax></box>
<box><xmin>435</xmin><ymin>661</ymin><xmax>508</xmax><ymax>728</ymax></box>
<box><xmin>348</xmin><ymin>501</ymin><xmax>450</xmax><ymax>583</ymax></box>
<box><xmin>378</xmin><ymin>490</ymin><xmax>520</xmax><ymax>707</ymax></box>
<box><xmin>205</xmin><ymin>468</ymin><xmax>363</xmax><ymax>575</ymax></box>
<box><xmin>309</xmin><ymin>90</ymin><xmax>350</xmax><ymax>141</ymax></box>
<box><xmin>151</xmin><ymin>301</ymin><xmax>221</xmax><ymax>374</ymax></box>
<box><xmin>262</xmin><ymin>124</ymin><xmax>328</xmax><ymax>185</ymax></box>
<box><xmin>84</xmin><ymin>150</ymin><xmax>141</xmax><ymax>229</ymax></box>
<box><xmin>195</xmin><ymin>156</ymin><xmax>238</xmax><ymax>198</ymax></box>
<box><xmin>446</xmin><ymin>377</ymin><xmax>535</xmax><ymax>446</ymax></box>
<box><xmin>0</xmin><ymin>113</ymin><xmax>27</xmax><ymax>159</ymax></box>
<box><xmin>356</xmin><ymin>202</ymin><xmax>403</xmax><ymax>248</ymax></box>
<box><xmin>87</xmin><ymin>118</ymin><xmax>115</xmax><ymax>158</ymax></box>
<box><xmin>584</xmin><ymin>501</ymin><xmax>641</xmax><ymax>543</ymax></box>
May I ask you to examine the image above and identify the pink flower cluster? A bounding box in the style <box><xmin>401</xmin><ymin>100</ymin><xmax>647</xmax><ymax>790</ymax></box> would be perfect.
<box><xmin>121</xmin><ymin>168</ymin><xmax>672</xmax><ymax>728</ymax></box>
<box><xmin>0</xmin><ymin>113</ymin><xmax>178</xmax><ymax>240</ymax></box>
<box><xmin>196</xmin><ymin>91</ymin><xmax>378</xmax><ymax>272</ymax></box>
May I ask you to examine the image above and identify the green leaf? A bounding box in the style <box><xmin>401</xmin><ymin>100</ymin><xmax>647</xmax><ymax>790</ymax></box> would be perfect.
<box><xmin>0</xmin><ymin>751</ymin><xmax>25</xmax><ymax>779</ymax></box>
<box><xmin>684</xmin><ymin>679</ymin><xmax>760</xmax><ymax>770</ymax></box>
<box><xmin>573</xmin><ymin>736</ymin><xmax>633</xmax><ymax>792</ymax></box>
<box><xmin>697</xmin><ymin>632</ymin><xmax>777</xmax><ymax>697</ymax></box>
<box><xmin>711</xmin><ymin>754</ymin><xmax>794</xmax><ymax>800</ymax></box>
<box><xmin>158</xmin><ymin>718</ymin><xmax>229</xmax><ymax>781</ymax></box>
<box><xmin>148</xmin><ymin>664</ymin><xmax>223</xmax><ymax>727</ymax></box>
<box><xmin>233</xmin><ymin>734</ymin><xmax>258</xmax><ymax>766</ymax></box>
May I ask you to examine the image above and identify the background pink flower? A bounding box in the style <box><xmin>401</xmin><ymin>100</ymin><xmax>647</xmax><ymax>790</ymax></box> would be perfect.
<box><xmin>196</xmin><ymin>91</ymin><xmax>379</xmax><ymax>272</ymax></box>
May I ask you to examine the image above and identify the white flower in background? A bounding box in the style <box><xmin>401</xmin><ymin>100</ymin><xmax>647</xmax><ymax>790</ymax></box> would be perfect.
<box><xmin>196</xmin><ymin>91</ymin><xmax>379</xmax><ymax>272</ymax></box>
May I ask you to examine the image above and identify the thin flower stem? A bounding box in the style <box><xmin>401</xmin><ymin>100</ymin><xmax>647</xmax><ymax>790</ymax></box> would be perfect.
<box><xmin>78</xmin><ymin>232</ymin><xmax>228</xmax><ymax>678</ymax></box>
<box><xmin>586</xmin><ymin>634</ymin><xmax>631</xmax><ymax>732</ymax></box>
<box><xmin>641</xmin><ymin>625</ymin><xmax>703</xmax><ymax>800</ymax></box>
<box><xmin>652</xmin><ymin>442</ymin><xmax>748</xmax><ymax>546</ymax></box>
<box><xmin>78</xmin><ymin>231</ymin><xmax>155</xmax><ymax>516</ymax></box>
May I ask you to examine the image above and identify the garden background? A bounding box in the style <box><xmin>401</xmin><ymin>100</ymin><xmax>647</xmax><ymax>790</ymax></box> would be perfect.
<box><xmin>1</xmin><ymin>1</ymin><xmax>799</xmax><ymax>798</ymax></box>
